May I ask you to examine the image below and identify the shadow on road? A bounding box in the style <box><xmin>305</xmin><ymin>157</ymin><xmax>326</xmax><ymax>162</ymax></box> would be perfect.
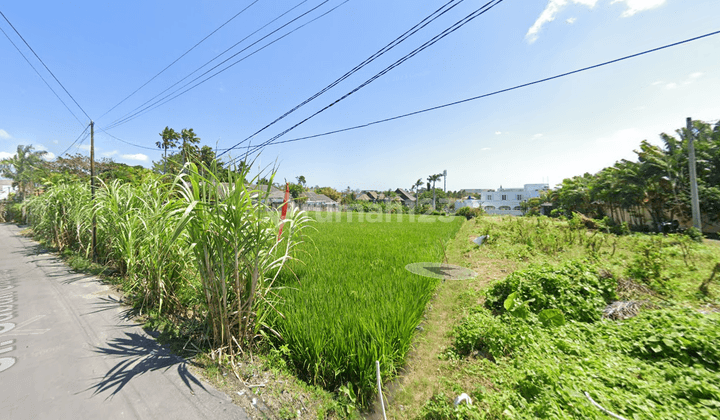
<box><xmin>86</xmin><ymin>332</ymin><xmax>208</xmax><ymax>398</ymax></box>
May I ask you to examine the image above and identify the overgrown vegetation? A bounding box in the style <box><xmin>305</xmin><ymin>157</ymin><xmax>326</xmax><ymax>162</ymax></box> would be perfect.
<box><xmin>387</xmin><ymin>215</ymin><xmax>720</xmax><ymax>420</ymax></box>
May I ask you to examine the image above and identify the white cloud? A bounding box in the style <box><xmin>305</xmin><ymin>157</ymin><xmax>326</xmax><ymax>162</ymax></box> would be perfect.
<box><xmin>102</xmin><ymin>150</ymin><xmax>118</xmax><ymax>157</ymax></box>
<box><xmin>481</xmin><ymin>147</ymin><xmax>491</xmax><ymax>151</ymax></box>
<box><xmin>43</xmin><ymin>152</ymin><xmax>56</xmax><ymax>161</ymax></box>
<box><xmin>0</xmin><ymin>151</ymin><xmax>13</xmax><ymax>160</ymax></box>
<box><xmin>665</xmin><ymin>82</ymin><xmax>677</xmax><ymax>89</ymax></box>
<box><xmin>0</xmin><ymin>129</ymin><xmax>10</xmax><ymax>140</ymax></box>
<box><xmin>651</xmin><ymin>80</ymin><xmax>663</xmax><ymax>86</ymax></box>
<box><xmin>79</xmin><ymin>144</ymin><xmax>91</xmax><ymax>151</ymax></box>
<box><xmin>525</xmin><ymin>0</ymin><xmax>598</xmax><ymax>43</ymax></box>
<box><xmin>121</xmin><ymin>153</ymin><xmax>148</xmax><ymax>162</ymax></box>
<box><xmin>495</xmin><ymin>131</ymin><xmax>502</xmax><ymax>135</ymax></box>
<box><xmin>612</xmin><ymin>0</ymin><xmax>665</xmax><ymax>17</ymax></box>
<box><xmin>689</xmin><ymin>72</ymin><xmax>704</xmax><ymax>79</ymax></box>
<box><xmin>532</xmin><ymin>133</ymin><xmax>544</xmax><ymax>140</ymax></box>
<box><xmin>526</xmin><ymin>0</ymin><xmax>664</xmax><ymax>43</ymax></box>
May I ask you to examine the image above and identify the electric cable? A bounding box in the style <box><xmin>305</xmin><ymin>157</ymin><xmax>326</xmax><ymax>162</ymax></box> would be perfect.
<box><xmin>0</xmin><ymin>10</ymin><xmax>91</xmax><ymax>122</ymax></box>
<box><xmin>212</xmin><ymin>0</ymin><xmax>467</xmax><ymax>157</ymax></box>
<box><xmin>236</xmin><ymin>28</ymin><xmax>720</xmax><ymax>160</ymax></box>
<box><xmin>58</xmin><ymin>125</ymin><xmax>91</xmax><ymax>157</ymax></box>
<box><xmin>0</xmin><ymin>25</ymin><xmax>84</xmax><ymax>127</ymax></box>
<box><xmin>97</xmin><ymin>0</ymin><xmax>264</xmax><ymax>121</ymax></box>
<box><xmin>223</xmin><ymin>0</ymin><xmax>504</xmax><ymax>160</ymax></box>
<box><xmin>102</xmin><ymin>0</ymin><xmax>330</xmax><ymax>131</ymax></box>
<box><xmin>99</xmin><ymin>129</ymin><xmax>158</xmax><ymax>151</ymax></box>
<box><xmin>109</xmin><ymin>0</ymin><xmax>464</xmax><ymax>138</ymax></box>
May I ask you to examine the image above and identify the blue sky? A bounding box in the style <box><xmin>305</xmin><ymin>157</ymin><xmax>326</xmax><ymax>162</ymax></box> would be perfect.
<box><xmin>1</xmin><ymin>0</ymin><xmax>719</xmax><ymax>191</ymax></box>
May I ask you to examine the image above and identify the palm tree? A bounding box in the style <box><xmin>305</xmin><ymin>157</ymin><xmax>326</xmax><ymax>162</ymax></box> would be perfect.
<box><xmin>156</xmin><ymin>126</ymin><xmax>180</xmax><ymax>174</ymax></box>
<box><xmin>0</xmin><ymin>145</ymin><xmax>47</xmax><ymax>200</ymax></box>
<box><xmin>427</xmin><ymin>173</ymin><xmax>442</xmax><ymax>209</ymax></box>
<box><xmin>179</xmin><ymin>128</ymin><xmax>201</xmax><ymax>165</ymax></box>
<box><xmin>411</xmin><ymin>178</ymin><xmax>423</xmax><ymax>207</ymax></box>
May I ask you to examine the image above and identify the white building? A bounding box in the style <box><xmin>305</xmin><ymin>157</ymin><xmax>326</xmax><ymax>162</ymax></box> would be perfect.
<box><xmin>0</xmin><ymin>180</ymin><xmax>16</xmax><ymax>201</ymax></box>
<box><xmin>455</xmin><ymin>184</ymin><xmax>548</xmax><ymax>216</ymax></box>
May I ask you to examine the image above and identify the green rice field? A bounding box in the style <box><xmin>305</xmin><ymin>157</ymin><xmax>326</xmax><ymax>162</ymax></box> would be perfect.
<box><xmin>273</xmin><ymin>212</ymin><xmax>464</xmax><ymax>404</ymax></box>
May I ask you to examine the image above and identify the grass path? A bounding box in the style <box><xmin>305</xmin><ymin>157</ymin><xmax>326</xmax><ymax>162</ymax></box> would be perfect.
<box><xmin>385</xmin><ymin>220</ymin><xmax>520</xmax><ymax>419</ymax></box>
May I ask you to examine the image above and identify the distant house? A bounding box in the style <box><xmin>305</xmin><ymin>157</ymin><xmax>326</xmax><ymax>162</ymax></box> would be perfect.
<box><xmin>300</xmin><ymin>191</ymin><xmax>339</xmax><ymax>212</ymax></box>
<box><xmin>456</xmin><ymin>184</ymin><xmax>549</xmax><ymax>216</ymax></box>
<box><xmin>366</xmin><ymin>191</ymin><xmax>379</xmax><ymax>202</ymax></box>
<box><xmin>395</xmin><ymin>188</ymin><xmax>416</xmax><ymax>207</ymax></box>
<box><xmin>356</xmin><ymin>193</ymin><xmax>371</xmax><ymax>202</ymax></box>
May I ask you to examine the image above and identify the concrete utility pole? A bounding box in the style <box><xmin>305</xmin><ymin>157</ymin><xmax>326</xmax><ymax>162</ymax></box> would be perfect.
<box><xmin>90</xmin><ymin>121</ymin><xmax>97</xmax><ymax>262</ymax></box>
<box><xmin>443</xmin><ymin>169</ymin><xmax>447</xmax><ymax>192</ymax></box>
<box><xmin>687</xmin><ymin>117</ymin><xmax>702</xmax><ymax>231</ymax></box>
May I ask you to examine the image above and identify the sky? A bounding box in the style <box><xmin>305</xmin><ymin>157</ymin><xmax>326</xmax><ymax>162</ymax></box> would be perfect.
<box><xmin>1</xmin><ymin>0</ymin><xmax>719</xmax><ymax>192</ymax></box>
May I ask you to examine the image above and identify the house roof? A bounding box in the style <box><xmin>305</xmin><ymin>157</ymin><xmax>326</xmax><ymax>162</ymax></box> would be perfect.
<box><xmin>356</xmin><ymin>193</ymin><xmax>371</xmax><ymax>201</ymax></box>
<box><xmin>302</xmin><ymin>191</ymin><xmax>338</xmax><ymax>204</ymax></box>
<box><xmin>366</xmin><ymin>191</ymin><xmax>378</xmax><ymax>200</ymax></box>
<box><xmin>395</xmin><ymin>188</ymin><xmax>416</xmax><ymax>201</ymax></box>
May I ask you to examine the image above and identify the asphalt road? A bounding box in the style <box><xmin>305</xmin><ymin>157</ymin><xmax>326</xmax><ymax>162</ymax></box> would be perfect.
<box><xmin>0</xmin><ymin>223</ymin><xmax>249</xmax><ymax>420</ymax></box>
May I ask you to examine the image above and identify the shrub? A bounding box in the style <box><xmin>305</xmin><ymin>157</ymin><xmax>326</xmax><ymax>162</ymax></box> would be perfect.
<box><xmin>484</xmin><ymin>260</ymin><xmax>616</xmax><ymax>322</ymax></box>
<box><xmin>456</xmin><ymin>206</ymin><xmax>483</xmax><ymax>220</ymax></box>
<box><xmin>685</xmin><ymin>226</ymin><xmax>703</xmax><ymax>242</ymax></box>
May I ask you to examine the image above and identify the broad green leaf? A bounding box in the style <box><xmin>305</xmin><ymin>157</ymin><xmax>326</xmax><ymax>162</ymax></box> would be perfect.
<box><xmin>504</xmin><ymin>292</ymin><xmax>518</xmax><ymax>311</ymax></box>
<box><xmin>539</xmin><ymin>309</ymin><xmax>566</xmax><ymax>327</ymax></box>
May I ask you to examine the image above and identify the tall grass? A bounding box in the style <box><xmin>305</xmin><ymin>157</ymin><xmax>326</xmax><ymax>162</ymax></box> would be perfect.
<box><xmin>24</xmin><ymin>167</ymin><xmax>308</xmax><ymax>355</ymax></box>
<box><xmin>178</xmin><ymin>163</ymin><xmax>310</xmax><ymax>354</ymax></box>
<box><xmin>25</xmin><ymin>182</ymin><xmax>92</xmax><ymax>254</ymax></box>
<box><xmin>273</xmin><ymin>213</ymin><xmax>463</xmax><ymax>405</ymax></box>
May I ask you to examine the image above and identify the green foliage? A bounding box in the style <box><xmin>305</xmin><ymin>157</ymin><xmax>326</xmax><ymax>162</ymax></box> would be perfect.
<box><xmin>485</xmin><ymin>260</ymin><xmax>616</xmax><ymax>323</ymax></box>
<box><xmin>685</xmin><ymin>226</ymin><xmax>703</xmax><ymax>242</ymax></box>
<box><xmin>549</xmin><ymin>119</ymin><xmax>720</xmax><ymax>227</ymax></box>
<box><xmin>420</xmin><ymin>393</ymin><xmax>484</xmax><ymax>420</ymax></box>
<box><xmin>0</xmin><ymin>144</ymin><xmax>48</xmax><ymax>200</ymax></box>
<box><xmin>273</xmin><ymin>213</ymin><xmax>463</xmax><ymax>406</ymax></box>
<box><xmin>455</xmin><ymin>206</ymin><xmax>483</xmax><ymax>220</ymax></box>
<box><xmin>179</xmin><ymin>162</ymin><xmax>310</xmax><ymax>352</ymax></box>
<box><xmin>625</xmin><ymin>236</ymin><xmax>667</xmax><ymax>287</ymax></box>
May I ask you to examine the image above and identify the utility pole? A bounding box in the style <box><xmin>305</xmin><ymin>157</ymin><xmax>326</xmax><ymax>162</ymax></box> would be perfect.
<box><xmin>90</xmin><ymin>121</ymin><xmax>97</xmax><ymax>262</ymax></box>
<box><xmin>443</xmin><ymin>169</ymin><xmax>447</xmax><ymax>193</ymax></box>
<box><xmin>687</xmin><ymin>117</ymin><xmax>702</xmax><ymax>231</ymax></box>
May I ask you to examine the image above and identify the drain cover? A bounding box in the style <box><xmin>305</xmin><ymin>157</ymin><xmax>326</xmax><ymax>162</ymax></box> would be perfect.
<box><xmin>405</xmin><ymin>263</ymin><xmax>477</xmax><ymax>280</ymax></box>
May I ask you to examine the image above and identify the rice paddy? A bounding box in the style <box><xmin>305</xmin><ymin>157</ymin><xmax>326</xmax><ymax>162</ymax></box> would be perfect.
<box><xmin>273</xmin><ymin>212</ymin><xmax>464</xmax><ymax>405</ymax></box>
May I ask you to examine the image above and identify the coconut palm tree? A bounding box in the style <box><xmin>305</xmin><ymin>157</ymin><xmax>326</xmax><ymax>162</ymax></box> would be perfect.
<box><xmin>156</xmin><ymin>126</ymin><xmax>180</xmax><ymax>174</ymax></box>
<box><xmin>179</xmin><ymin>128</ymin><xmax>201</xmax><ymax>165</ymax></box>
<box><xmin>0</xmin><ymin>144</ymin><xmax>47</xmax><ymax>200</ymax></box>
<box><xmin>427</xmin><ymin>173</ymin><xmax>442</xmax><ymax>209</ymax></box>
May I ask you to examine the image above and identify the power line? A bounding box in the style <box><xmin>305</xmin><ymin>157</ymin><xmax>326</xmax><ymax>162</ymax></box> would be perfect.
<box><xmin>99</xmin><ymin>129</ymin><xmax>158</xmax><ymax>151</ymax></box>
<box><xmin>0</xmin><ymin>25</ymin><xmax>84</xmax><ymax>127</ymax></box>
<box><xmin>0</xmin><ymin>10</ymin><xmax>91</xmax><ymax>122</ymax></box>
<box><xmin>59</xmin><ymin>125</ymin><xmax>91</xmax><ymax>157</ymax></box>
<box><xmin>102</xmin><ymin>0</ymin><xmax>324</xmax><ymax>131</ymax></box>
<box><xmin>223</xmin><ymin>0</ymin><xmax>505</xmax><ymax>160</ymax></box>
<box><xmin>97</xmin><ymin>0</ymin><xmax>264</xmax><ymax>121</ymax></box>
<box><xmin>237</xmin><ymin>28</ymin><xmax>720</xmax><ymax>159</ymax></box>
<box><xmin>213</xmin><ymin>0</ymin><xmax>467</xmax><ymax>158</ymax></box>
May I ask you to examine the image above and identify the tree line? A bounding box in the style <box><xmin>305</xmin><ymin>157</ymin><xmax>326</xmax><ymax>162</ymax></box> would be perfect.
<box><xmin>546</xmin><ymin>119</ymin><xmax>720</xmax><ymax>228</ymax></box>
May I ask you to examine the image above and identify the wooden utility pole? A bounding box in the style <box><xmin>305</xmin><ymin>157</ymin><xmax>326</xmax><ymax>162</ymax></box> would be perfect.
<box><xmin>687</xmin><ymin>117</ymin><xmax>702</xmax><ymax>231</ymax></box>
<box><xmin>90</xmin><ymin>121</ymin><xmax>97</xmax><ymax>262</ymax></box>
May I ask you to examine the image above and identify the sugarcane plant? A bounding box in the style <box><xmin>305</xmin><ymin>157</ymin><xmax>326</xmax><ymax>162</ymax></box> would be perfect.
<box><xmin>178</xmin><ymin>161</ymin><xmax>310</xmax><ymax>357</ymax></box>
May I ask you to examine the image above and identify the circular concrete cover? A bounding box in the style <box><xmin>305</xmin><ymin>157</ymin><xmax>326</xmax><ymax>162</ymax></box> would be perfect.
<box><xmin>405</xmin><ymin>262</ymin><xmax>477</xmax><ymax>280</ymax></box>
